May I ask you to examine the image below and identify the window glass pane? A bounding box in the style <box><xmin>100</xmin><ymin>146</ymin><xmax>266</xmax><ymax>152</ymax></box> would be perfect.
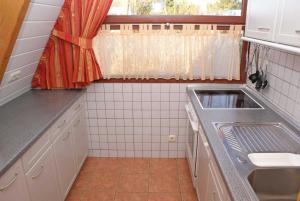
<box><xmin>108</xmin><ymin>0</ymin><xmax>243</xmax><ymax>16</ymax></box>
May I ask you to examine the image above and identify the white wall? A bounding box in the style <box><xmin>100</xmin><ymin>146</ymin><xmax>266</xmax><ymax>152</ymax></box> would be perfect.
<box><xmin>0</xmin><ymin>0</ymin><xmax>63</xmax><ymax>105</ymax></box>
<box><xmin>85</xmin><ymin>83</ymin><xmax>189</xmax><ymax>158</ymax></box>
<box><xmin>247</xmin><ymin>47</ymin><xmax>300</xmax><ymax>125</ymax></box>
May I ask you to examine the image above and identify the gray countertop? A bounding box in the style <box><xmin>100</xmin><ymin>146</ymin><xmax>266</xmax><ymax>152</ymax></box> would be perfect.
<box><xmin>187</xmin><ymin>84</ymin><xmax>300</xmax><ymax>201</ymax></box>
<box><xmin>0</xmin><ymin>89</ymin><xmax>85</xmax><ymax>176</ymax></box>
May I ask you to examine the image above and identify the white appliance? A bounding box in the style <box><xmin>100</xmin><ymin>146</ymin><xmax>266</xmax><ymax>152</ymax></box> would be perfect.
<box><xmin>185</xmin><ymin>101</ymin><xmax>199</xmax><ymax>185</ymax></box>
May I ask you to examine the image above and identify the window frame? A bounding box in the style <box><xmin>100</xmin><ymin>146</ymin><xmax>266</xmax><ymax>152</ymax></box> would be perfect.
<box><xmin>105</xmin><ymin>0</ymin><xmax>247</xmax><ymax>24</ymax></box>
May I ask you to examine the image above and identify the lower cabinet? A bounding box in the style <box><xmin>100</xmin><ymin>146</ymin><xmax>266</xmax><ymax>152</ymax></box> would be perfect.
<box><xmin>0</xmin><ymin>95</ymin><xmax>88</xmax><ymax>201</ymax></box>
<box><xmin>53</xmin><ymin>126</ymin><xmax>76</xmax><ymax>199</ymax></box>
<box><xmin>0</xmin><ymin>160</ymin><xmax>31</xmax><ymax>201</ymax></box>
<box><xmin>205</xmin><ymin>163</ymin><xmax>223</xmax><ymax>201</ymax></box>
<box><xmin>196</xmin><ymin>125</ymin><xmax>231</xmax><ymax>201</ymax></box>
<box><xmin>25</xmin><ymin>146</ymin><xmax>61</xmax><ymax>201</ymax></box>
<box><xmin>72</xmin><ymin>112</ymin><xmax>88</xmax><ymax>171</ymax></box>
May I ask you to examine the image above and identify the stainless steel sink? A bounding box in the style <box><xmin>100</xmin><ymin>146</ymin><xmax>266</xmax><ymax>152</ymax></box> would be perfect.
<box><xmin>214</xmin><ymin>122</ymin><xmax>300</xmax><ymax>201</ymax></box>
<box><xmin>248</xmin><ymin>168</ymin><xmax>300</xmax><ymax>201</ymax></box>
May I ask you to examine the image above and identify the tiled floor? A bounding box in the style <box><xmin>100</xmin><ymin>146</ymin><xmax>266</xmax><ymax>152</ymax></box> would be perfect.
<box><xmin>66</xmin><ymin>157</ymin><xmax>198</xmax><ymax>201</ymax></box>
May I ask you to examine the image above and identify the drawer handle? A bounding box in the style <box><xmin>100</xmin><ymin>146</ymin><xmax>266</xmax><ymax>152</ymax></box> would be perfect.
<box><xmin>74</xmin><ymin>104</ymin><xmax>81</xmax><ymax>111</ymax></box>
<box><xmin>257</xmin><ymin>27</ymin><xmax>270</xmax><ymax>32</ymax></box>
<box><xmin>32</xmin><ymin>166</ymin><xmax>44</xmax><ymax>179</ymax></box>
<box><xmin>62</xmin><ymin>131</ymin><xmax>71</xmax><ymax>141</ymax></box>
<box><xmin>74</xmin><ymin>119</ymin><xmax>81</xmax><ymax>127</ymax></box>
<box><xmin>57</xmin><ymin>120</ymin><xmax>66</xmax><ymax>129</ymax></box>
<box><xmin>295</xmin><ymin>30</ymin><xmax>300</xmax><ymax>34</ymax></box>
<box><xmin>0</xmin><ymin>173</ymin><xmax>18</xmax><ymax>191</ymax></box>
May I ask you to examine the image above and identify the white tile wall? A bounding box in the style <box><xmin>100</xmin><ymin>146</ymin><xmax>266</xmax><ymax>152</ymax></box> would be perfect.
<box><xmin>0</xmin><ymin>0</ymin><xmax>63</xmax><ymax>105</ymax></box>
<box><xmin>85</xmin><ymin>83</ymin><xmax>189</xmax><ymax>158</ymax></box>
<box><xmin>247</xmin><ymin>47</ymin><xmax>300</xmax><ymax>125</ymax></box>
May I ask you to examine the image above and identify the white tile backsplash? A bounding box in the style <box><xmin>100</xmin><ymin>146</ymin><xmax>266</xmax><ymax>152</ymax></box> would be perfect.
<box><xmin>247</xmin><ymin>47</ymin><xmax>300</xmax><ymax>125</ymax></box>
<box><xmin>0</xmin><ymin>1</ymin><xmax>63</xmax><ymax>105</ymax></box>
<box><xmin>86</xmin><ymin>83</ymin><xmax>189</xmax><ymax>158</ymax></box>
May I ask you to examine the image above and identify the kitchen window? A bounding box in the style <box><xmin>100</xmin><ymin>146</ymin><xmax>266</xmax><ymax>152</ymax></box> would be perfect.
<box><xmin>105</xmin><ymin>0</ymin><xmax>247</xmax><ymax>24</ymax></box>
<box><xmin>95</xmin><ymin>0</ymin><xmax>248</xmax><ymax>82</ymax></box>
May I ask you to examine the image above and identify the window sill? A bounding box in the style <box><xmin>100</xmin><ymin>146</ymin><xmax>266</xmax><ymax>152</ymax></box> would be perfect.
<box><xmin>95</xmin><ymin>78</ymin><xmax>245</xmax><ymax>84</ymax></box>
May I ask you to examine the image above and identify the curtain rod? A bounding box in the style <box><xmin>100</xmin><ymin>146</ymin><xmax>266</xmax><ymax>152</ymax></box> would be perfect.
<box><xmin>102</xmin><ymin>24</ymin><xmax>245</xmax><ymax>31</ymax></box>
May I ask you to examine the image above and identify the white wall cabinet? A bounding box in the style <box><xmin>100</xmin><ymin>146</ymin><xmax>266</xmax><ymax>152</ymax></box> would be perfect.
<box><xmin>0</xmin><ymin>160</ymin><xmax>31</xmax><ymax>201</ymax></box>
<box><xmin>275</xmin><ymin>0</ymin><xmax>300</xmax><ymax>47</ymax></box>
<box><xmin>0</xmin><ymin>94</ymin><xmax>88</xmax><ymax>201</ymax></box>
<box><xmin>245</xmin><ymin>0</ymin><xmax>279</xmax><ymax>41</ymax></box>
<box><xmin>53</xmin><ymin>126</ymin><xmax>76</xmax><ymax>199</ymax></box>
<box><xmin>25</xmin><ymin>146</ymin><xmax>61</xmax><ymax>201</ymax></box>
<box><xmin>245</xmin><ymin>0</ymin><xmax>300</xmax><ymax>47</ymax></box>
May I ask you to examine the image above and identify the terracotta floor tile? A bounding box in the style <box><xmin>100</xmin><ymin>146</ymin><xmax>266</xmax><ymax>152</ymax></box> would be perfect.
<box><xmin>150</xmin><ymin>159</ymin><xmax>178</xmax><ymax>175</ymax></box>
<box><xmin>96</xmin><ymin>158</ymin><xmax>122</xmax><ymax>173</ymax></box>
<box><xmin>66</xmin><ymin>189</ymin><xmax>89</xmax><ymax>201</ymax></box>
<box><xmin>179</xmin><ymin>175</ymin><xmax>195</xmax><ymax>193</ymax></box>
<box><xmin>114</xmin><ymin>192</ymin><xmax>148</xmax><ymax>201</ymax></box>
<box><xmin>177</xmin><ymin>159</ymin><xmax>190</xmax><ymax>177</ymax></box>
<box><xmin>148</xmin><ymin>193</ymin><xmax>181</xmax><ymax>201</ymax></box>
<box><xmin>118</xmin><ymin>174</ymin><xmax>149</xmax><ymax>193</ymax></box>
<box><xmin>149</xmin><ymin>174</ymin><xmax>180</xmax><ymax>193</ymax></box>
<box><xmin>85</xmin><ymin>191</ymin><xmax>115</xmax><ymax>201</ymax></box>
<box><xmin>68</xmin><ymin>158</ymin><xmax>198</xmax><ymax>201</ymax></box>
<box><xmin>89</xmin><ymin>172</ymin><xmax>119</xmax><ymax>191</ymax></box>
<box><xmin>120</xmin><ymin>158</ymin><xmax>150</xmax><ymax>174</ymax></box>
<box><xmin>181</xmin><ymin>192</ymin><xmax>198</xmax><ymax>201</ymax></box>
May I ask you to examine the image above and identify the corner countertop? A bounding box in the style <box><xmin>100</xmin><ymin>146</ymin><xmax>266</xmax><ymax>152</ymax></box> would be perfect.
<box><xmin>0</xmin><ymin>89</ymin><xmax>85</xmax><ymax>177</ymax></box>
<box><xmin>187</xmin><ymin>84</ymin><xmax>300</xmax><ymax>201</ymax></box>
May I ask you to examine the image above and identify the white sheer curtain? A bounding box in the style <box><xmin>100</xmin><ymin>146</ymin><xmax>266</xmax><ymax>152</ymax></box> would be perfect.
<box><xmin>93</xmin><ymin>24</ymin><xmax>243</xmax><ymax>80</ymax></box>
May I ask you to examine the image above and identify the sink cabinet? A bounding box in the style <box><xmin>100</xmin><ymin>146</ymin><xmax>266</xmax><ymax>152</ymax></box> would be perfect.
<box><xmin>196</xmin><ymin>124</ymin><xmax>232</xmax><ymax>201</ymax></box>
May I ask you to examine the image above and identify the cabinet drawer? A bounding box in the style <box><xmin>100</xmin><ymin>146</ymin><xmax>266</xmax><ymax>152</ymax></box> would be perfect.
<box><xmin>22</xmin><ymin>130</ymin><xmax>51</xmax><ymax>173</ymax></box>
<box><xmin>69</xmin><ymin>96</ymin><xmax>84</xmax><ymax>117</ymax></box>
<box><xmin>0</xmin><ymin>160</ymin><xmax>30</xmax><ymax>201</ymax></box>
<box><xmin>50</xmin><ymin>111</ymin><xmax>70</xmax><ymax>141</ymax></box>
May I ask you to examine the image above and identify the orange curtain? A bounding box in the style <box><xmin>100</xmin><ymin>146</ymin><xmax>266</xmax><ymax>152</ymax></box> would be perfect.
<box><xmin>32</xmin><ymin>0</ymin><xmax>113</xmax><ymax>89</ymax></box>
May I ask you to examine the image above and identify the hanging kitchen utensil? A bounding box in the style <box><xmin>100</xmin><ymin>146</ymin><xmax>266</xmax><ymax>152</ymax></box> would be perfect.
<box><xmin>249</xmin><ymin>45</ymin><xmax>260</xmax><ymax>83</ymax></box>
<box><xmin>255</xmin><ymin>46</ymin><xmax>270</xmax><ymax>90</ymax></box>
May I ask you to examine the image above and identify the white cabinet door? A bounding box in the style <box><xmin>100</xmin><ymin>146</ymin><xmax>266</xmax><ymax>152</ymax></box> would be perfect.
<box><xmin>72</xmin><ymin>112</ymin><xmax>88</xmax><ymax>171</ymax></box>
<box><xmin>53</xmin><ymin>126</ymin><xmax>76</xmax><ymax>199</ymax></box>
<box><xmin>275</xmin><ymin>0</ymin><xmax>300</xmax><ymax>47</ymax></box>
<box><xmin>245</xmin><ymin>0</ymin><xmax>280</xmax><ymax>41</ymax></box>
<box><xmin>205</xmin><ymin>163</ymin><xmax>224</xmax><ymax>201</ymax></box>
<box><xmin>25</xmin><ymin>146</ymin><xmax>61</xmax><ymax>201</ymax></box>
<box><xmin>0</xmin><ymin>160</ymin><xmax>30</xmax><ymax>201</ymax></box>
<box><xmin>196</xmin><ymin>128</ymin><xmax>210</xmax><ymax>201</ymax></box>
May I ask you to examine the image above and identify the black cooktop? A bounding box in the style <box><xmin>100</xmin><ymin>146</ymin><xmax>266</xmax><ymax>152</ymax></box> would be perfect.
<box><xmin>195</xmin><ymin>90</ymin><xmax>262</xmax><ymax>109</ymax></box>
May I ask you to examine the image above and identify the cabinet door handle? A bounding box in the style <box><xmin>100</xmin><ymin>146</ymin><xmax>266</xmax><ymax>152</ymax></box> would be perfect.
<box><xmin>57</xmin><ymin>120</ymin><xmax>66</xmax><ymax>129</ymax></box>
<box><xmin>257</xmin><ymin>27</ymin><xmax>270</xmax><ymax>32</ymax></box>
<box><xmin>74</xmin><ymin>119</ymin><xmax>81</xmax><ymax>127</ymax></box>
<box><xmin>0</xmin><ymin>173</ymin><xmax>18</xmax><ymax>191</ymax></box>
<box><xmin>295</xmin><ymin>30</ymin><xmax>300</xmax><ymax>34</ymax></box>
<box><xmin>32</xmin><ymin>166</ymin><xmax>44</xmax><ymax>179</ymax></box>
<box><xmin>62</xmin><ymin>131</ymin><xmax>71</xmax><ymax>141</ymax></box>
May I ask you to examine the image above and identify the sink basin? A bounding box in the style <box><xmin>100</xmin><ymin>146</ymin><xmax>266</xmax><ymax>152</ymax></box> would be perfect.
<box><xmin>248</xmin><ymin>153</ymin><xmax>300</xmax><ymax>167</ymax></box>
<box><xmin>248</xmin><ymin>168</ymin><xmax>300</xmax><ymax>201</ymax></box>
